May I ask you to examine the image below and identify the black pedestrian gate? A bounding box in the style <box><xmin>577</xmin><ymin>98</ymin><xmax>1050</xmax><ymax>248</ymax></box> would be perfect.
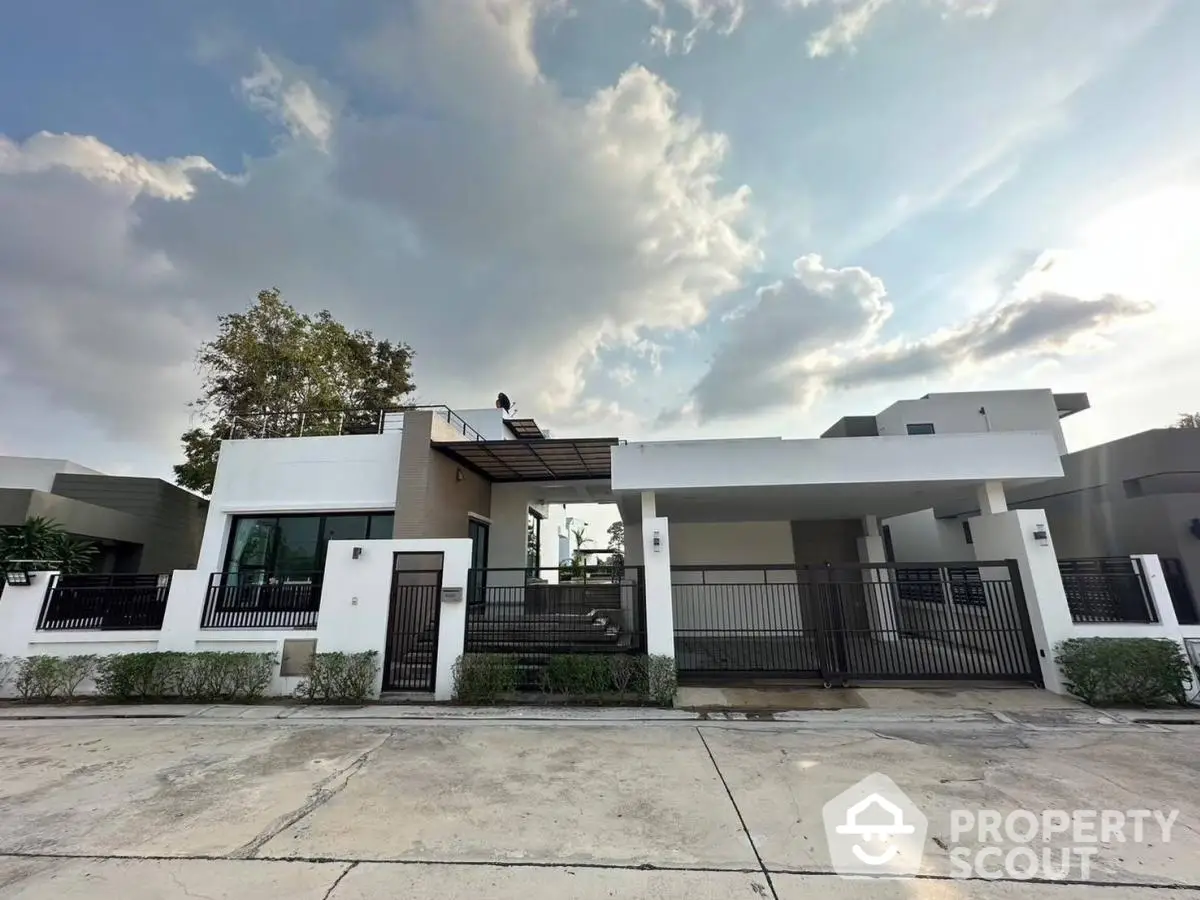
<box><xmin>381</xmin><ymin>553</ymin><xmax>443</xmax><ymax>692</ymax></box>
<box><xmin>672</xmin><ymin>560</ymin><xmax>1041</xmax><ymax>685</ymax></box>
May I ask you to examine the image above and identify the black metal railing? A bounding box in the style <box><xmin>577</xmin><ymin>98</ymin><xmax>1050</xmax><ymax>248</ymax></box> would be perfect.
<box><xmin>1162</xmin><ymin>558</ymin><xmax>1199</xmax><ymax>625</ymax></box>
<box><xmin>201</xmin><ymin>572</ymin><xmax>322</xmax><ymax>629</ymax></box>
<box><xmin>464</xmin><ymin>566</ymin><xmax>647</xmax><ymax>658</ymax></box>
<box><xmin>37</xmin><ymin>573</ymin><xmax>171</xmax><ymax>631</ymax></box>
<box><xmin>225</xmin><ymin>405</ymin><xmax>485</xmax><ymax>442</ymax></box>
<box><xmin>1058</xmin><ymin>557</ymin><xmax>1158</xmax><ymax>624</ymax></box>
<box><xmin>670</xmin><ymin>561</ymin><xmax>1039</xmax><ymax>684</ymax></box>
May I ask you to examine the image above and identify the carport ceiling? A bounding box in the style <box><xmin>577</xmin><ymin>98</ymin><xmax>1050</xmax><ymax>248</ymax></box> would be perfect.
<box><xmin>616</xmin><ymin>481</ymin><xmax>1029</xmax><ymax>524</ymax></box>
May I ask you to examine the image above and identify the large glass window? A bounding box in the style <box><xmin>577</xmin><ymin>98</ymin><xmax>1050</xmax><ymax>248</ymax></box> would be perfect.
<box><xmin>224</xmin><ymin>512</ymin><xmax>395</xmax><ymax>580</ymax></box>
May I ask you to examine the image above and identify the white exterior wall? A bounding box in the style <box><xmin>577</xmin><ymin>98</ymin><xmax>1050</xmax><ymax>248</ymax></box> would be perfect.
<box><xmin>874</xmin><ymin>390</ymin><xmax>1068</xmax><ymax>454</ymax></box>
<box><xmin>0</xmin><ymin>457</ymin><xmax>103</xmax><ymax>491</ymax></box>
<box><xmin>0</xmin><ymin>535</ymin><xmax>472</xmax><ymax>700</ymax></box>
<box><xmin>196</xmin><ymin>433</ymin><xmax>403</xmax><ymax>575</ymax></box>
<box><xmin>612</xmin><ymin>431</ymin><xmax>1063</xmax><ymax>493</ymax></box>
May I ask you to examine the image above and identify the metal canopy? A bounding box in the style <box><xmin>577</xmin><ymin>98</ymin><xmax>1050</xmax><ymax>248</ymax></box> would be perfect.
<box><xmin>436</xmin><ymin>437</ymin><xmax>619</xmax><ymax>482</ymax></box>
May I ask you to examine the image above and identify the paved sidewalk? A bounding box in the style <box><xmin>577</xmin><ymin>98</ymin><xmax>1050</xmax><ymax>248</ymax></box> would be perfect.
<box><xmin>0</xmin><ymin>711</ymin><xmax>1196</xmax><ymax>897</ymax></box>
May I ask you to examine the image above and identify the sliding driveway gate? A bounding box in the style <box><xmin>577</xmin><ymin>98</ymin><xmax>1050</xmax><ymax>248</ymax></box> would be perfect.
<box><xmin>671</xmin><ymin>561</ymin><xmax>1041</xmax><ymax>685</ymax></box>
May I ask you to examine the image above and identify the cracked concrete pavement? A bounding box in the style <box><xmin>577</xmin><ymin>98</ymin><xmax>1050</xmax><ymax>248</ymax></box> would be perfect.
<box><xmin>0</xmin><ymin>712</ymin><xmax>1197</xmax><ymax>898</ymax></box>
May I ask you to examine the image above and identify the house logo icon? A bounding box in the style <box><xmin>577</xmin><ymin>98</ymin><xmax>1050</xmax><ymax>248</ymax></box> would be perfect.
<box><xmin>822</xmin><ymin>773</ymin><xmax>928</xmax><ymax>878</ymax></box>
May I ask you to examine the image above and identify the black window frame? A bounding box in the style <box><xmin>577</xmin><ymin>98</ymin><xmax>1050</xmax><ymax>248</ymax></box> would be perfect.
<box><xmin>962</xmin><ymin>519</ymin><xmax>973</xmax><ymax>545</ymax></box>
<box><xmin>906</xmin><ymin>422</ymin><xmax>936</xmax><ymax>435</ymax></box>
<box><xmin>222</xmin><ymin>511</ymin><xmax>396</xmax><ymax>578</ymax></box>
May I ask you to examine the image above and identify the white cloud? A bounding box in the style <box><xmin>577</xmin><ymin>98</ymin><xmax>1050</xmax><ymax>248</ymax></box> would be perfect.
<box><xmin>0</xmin><ymin>132</ymin><xmax>213</xmax><ymax>199</ymax></box>
<box><xmin>240</xmin><ymin>52</ymin><xmax>335</xmax><ymax>150</ymax></box>
<box><xmin>0</xmin><ymin>0</ymin><xmax>759</xmax><ymax>453</ymax></box>
<box><xmin>642</xmin><ymin>0</ymin><xmax>748</xmax><ymax>54</ymax></box>
<box><xmin>675</xmin><ymin>252</ymin><xmax>1152</xmax><ymax>423</ymax></box>
<box><xmin>687</xmin><ymin>253</ymin><xmax>892</xmax><ymax>419</ymax></box>
<box><xmin>791</xmin><ymin>0</ymin><xmax>1001</xmax><ymax>58</ymax></box>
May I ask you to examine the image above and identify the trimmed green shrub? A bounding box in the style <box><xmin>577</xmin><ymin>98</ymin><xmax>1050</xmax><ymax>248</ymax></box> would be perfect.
<box><xmin>294</xmin><ymin>651</ymin><xmax>381</xmax><ymax>704</ymax></box>
<box><xmin>608</xmin><ymin>655</ymin><xmax>641</xmax><ymax>695</ymax></box>
<box><xmin>647</xmin><ymin>655</ymin><xmax>678</xmax><ymax>708</ymax></box>
<box><xmin>1055</xmin><ymin>638</ymin><xmax>1193</xmax><ymax>707</ymax></box>
<box><xmin>91</xmin><ymin>651</ymin><xmax>276</xmax><ymax>703</ymax></box>
<box><xmin>13</xmin><ymin>656</ymin><xmax>96</xmax><ymax>701</ymax></box>
<box><xmin>540</xmin><ymin>655</ymin><xmax>613</xmax><ymax>695</ymax></box>
<box><xmin>15</xmin><ymin>657</ymin><xmax>63</xmax><ymax>701</ymax></box>
<box><xmin>452</xmin><ymin>654</ymin><xmax>520</xmax><ymax>703</ymax></box>
<box><xmin>95</xmin><ymin>652</ymin><xmax>185</xmax><ymax>701</ymax></box>
<box><xmin>57</xmin><ymin>655</ymin><xmax>98</xmax><ymax>699</ymax></box>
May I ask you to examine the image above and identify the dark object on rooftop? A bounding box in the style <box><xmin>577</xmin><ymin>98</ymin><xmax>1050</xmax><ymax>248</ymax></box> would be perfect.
<box><xmin>496</xmin><ymin>392</ymin><xmax>512</xmax><ymax>413</ymax></box>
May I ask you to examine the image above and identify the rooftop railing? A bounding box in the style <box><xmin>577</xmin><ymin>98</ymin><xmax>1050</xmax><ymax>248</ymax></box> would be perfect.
<box><xmin>226</xmin><ymin>405</ymin><xmax>484</xmax><ymax>442</ymax></box>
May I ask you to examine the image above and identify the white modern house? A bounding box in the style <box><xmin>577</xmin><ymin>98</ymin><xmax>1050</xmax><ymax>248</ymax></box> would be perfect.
<box><xmin>4</xmin><ymin>390</ymin><xmax>1197</xmax><ymax>700</ymax></box>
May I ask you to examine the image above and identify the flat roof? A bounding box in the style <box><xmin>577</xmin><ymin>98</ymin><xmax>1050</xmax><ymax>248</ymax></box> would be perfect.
<box><xmin>436</xmin><ymin>437</ymin><xmax>619</xmax><ymax>482</ymax></box>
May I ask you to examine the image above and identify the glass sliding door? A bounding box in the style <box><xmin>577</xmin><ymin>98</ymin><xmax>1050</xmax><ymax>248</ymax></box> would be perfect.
<box><xmin>223</xmin><ymin>512</ymin><xmax>396</xmax><ymax>582</ymax></box>
<box><xmin>467</xmin><ymin>518</ymin><xmax>490</xmax><ymax>607</ymax></box>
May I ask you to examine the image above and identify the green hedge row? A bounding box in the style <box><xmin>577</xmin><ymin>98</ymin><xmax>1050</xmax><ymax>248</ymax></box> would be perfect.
<box><xmin>293</xmin><ymin>651</ymin><xmax>380</xmax><ymax>704</ymax></box>
<box><xmin>0</xmin><ymin>650</ymin><xmax>381</xmax><ymax>704</ymax></box>
<box><xmin>1055</xmin><ymin>638</ymin><xmax>1193</xmax><ymax>707</ymax></box>
<box><xmin>452</xmin><ymin>653</ymin><xmax>678</xmax><ymax>706</ymax></box>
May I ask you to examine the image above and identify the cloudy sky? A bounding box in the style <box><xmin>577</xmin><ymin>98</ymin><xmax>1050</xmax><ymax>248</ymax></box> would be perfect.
<box><xmin>2</xmin><ymin>0</ymin><xmax>1197</xmax><ymax>485</ymax></box>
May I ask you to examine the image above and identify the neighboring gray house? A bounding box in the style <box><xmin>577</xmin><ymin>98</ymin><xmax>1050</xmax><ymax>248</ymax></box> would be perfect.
<box><xmin>877</xmin><ymin>406</ymin><xmax>1200</xmax><ymax>625</ymax></box>
<box><xmin>1003</xmin><ymin>428</ymin><xmax>1200</xmax><ymax>621</ymax></box>
<box><xmin>0</xmin><ymin>456</ymin><xmax>208</xmax><ymax>574</ymax></box>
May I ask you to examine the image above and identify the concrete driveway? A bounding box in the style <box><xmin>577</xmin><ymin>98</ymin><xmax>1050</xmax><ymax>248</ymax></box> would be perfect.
<box><xmin>0</xmin><ymin>709</ymin><xmax>1197</xmax><ymax>898</ymax></box>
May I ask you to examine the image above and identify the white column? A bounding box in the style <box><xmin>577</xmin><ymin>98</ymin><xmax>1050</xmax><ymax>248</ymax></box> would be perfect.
<box><xmin>641</xmin><ymin>491</ymin><xmax>656</xmax><ymax>520</ymax></box>
<box><xmin>858</xmin><ymin>516</ymin><xmax>897</xmax><ymax>639</ymax></box>
<box><xmin>969</xmin><ymin>509</ymin><xmax>1071</xmax><ymax>693</ymax></box>
<box><xmin>642</xmin><ymin>514</ymin><xmax>674</xmax><ymax>659</ymax></box>
<box><xmin>0</xmin><ymin>571</ymin><xmax>56</xmax><ymax>662</ymax></box>
<box><xmin>157</xmin><ymin>570</ymin><xmax>209</xmax><ymax>651</ymax></box>
<box><xmin>1133</xmin><ymin>554</ymin><xmax>1182</xmax><ymax>631</ymax></box>
<box><xmin>977</xmin><ymin>480</ymin><xmax>1008</xmax><ymax>515</ymax></box>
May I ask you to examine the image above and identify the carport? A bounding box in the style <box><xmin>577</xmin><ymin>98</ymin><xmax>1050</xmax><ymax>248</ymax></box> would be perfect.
<box><xmin>611</xmin><ymin>432</ymin><xmax>1066</xmax><ymax>686</ymax></box>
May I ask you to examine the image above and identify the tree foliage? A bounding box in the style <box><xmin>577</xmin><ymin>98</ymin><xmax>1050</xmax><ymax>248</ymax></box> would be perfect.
<box><xmin>1172</xmin><ymin>412</ymin><xmax>1200</xmax><ymax>429</ymax></box>
<box><xmin>606</xmin><ymin>521</ymin><xmax>625</xmax><ymax>552</ymax></box>
<box><xmin>174</xmin><ymin>288</ymin><xmax>416</xmax><ymax>494</ymax></box>
<box><xmin>0</xmin><ymin>517</ymin><xmax>98</xmax><ymax>574</ymax></box>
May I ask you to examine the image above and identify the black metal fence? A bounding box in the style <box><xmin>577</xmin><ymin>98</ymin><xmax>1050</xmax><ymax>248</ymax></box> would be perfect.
<box><xmin>463</xmin><ymin>567</ymin><xmax>647</xmax><ymax>658</ymax></box>
<box><xmin>37</xmin><ymin>573</ymin><xmax>171</xmax><ymax>631</ymax></box>
<box><xmin>671</xmin><ymin>561</ymin><xmax>1039</xmax><ymax>684</ymax></box>
<box><xmin>201</xmin><ymin>572</ymin><xmax>322</xmax><ymax>629</ymax></box>
<box><xmin>226</xmin><ymin>405</ymin><xmax>484</xmax><ymax>442</ymax></box>
<box><xmin>1058</xmin><ymin>557</ymin><xmax>1158</xmax><ymax>624</ymax></box>
<box><xmin>1162</xmin><ymin>558</ymin><xmax>1199</xmax><ymax>625</ymax></box>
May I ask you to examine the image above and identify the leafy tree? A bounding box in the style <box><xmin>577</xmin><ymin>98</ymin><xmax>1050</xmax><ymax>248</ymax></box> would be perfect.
<box><xmin>605</xmin><ymin>520</ymin><xmax>625</xmax><ymax>571</ymax></box>
<box><xmin>606</xmin><ymin>521</ymin><xmax>625</xmax><ymax>552</ymax></box>
<box><xmin>1172</xmin><ymin>413</ymin><xmax>1200</xmax><ymax>429</ymax></box>
<box><xmin>174</xmin><ymin>288</ymin><xmax>416</xmax><ymax>494</ymax></box>
<box><xmin>0</xmin><ymin>517</ymin><xmax>98</xmax><ymax>574</ymax></box>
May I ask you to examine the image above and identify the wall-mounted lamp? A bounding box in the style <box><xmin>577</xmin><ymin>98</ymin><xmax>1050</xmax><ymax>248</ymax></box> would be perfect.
<box><xmin>351</xmin><ymin>546</ymin><xmax>363</xmax><ymax>560</ymax></box>
<box><xmin>1032</xmin><ymin>526</ymin><xmax>1049</xmax><ymax>547</ymax></box>
<box><xmin>456</xmin><ymin>468</ymin><xmax>465</xmax><ymax>482</ymax></box>
<box><xmin>4</xmin><ymin>570</ymin><xmax>32</xmax><ymax>587</ymax></box>
<box><xmin>652</xmin><ymin>530</ymin><xmax>662</xmax><ymax>552</ymax></box>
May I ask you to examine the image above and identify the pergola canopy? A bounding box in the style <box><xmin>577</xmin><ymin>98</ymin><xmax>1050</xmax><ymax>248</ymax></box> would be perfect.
<box><xmin>436</xmin><ymin>437</ymin><xmax>618</xmax><ymax>483</ymax></box>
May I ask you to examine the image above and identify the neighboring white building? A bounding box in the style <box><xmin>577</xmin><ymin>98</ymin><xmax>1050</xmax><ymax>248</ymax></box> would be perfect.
<box><xmin>5</xmin><ymin>390</ymin><xmax>1197</xmax><ymax>702</ymax></box>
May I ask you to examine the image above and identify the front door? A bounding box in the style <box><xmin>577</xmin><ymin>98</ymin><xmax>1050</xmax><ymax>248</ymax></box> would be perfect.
<box><xmin>467</xmin><ymin>518</ymin><xmax>490</xmax><ymax>607</ymax></box>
